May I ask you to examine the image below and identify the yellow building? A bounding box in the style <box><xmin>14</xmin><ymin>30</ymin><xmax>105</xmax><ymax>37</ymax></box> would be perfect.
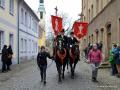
<box><xmin>38</xmin><ymin>27</ymin><xmax>46</xmax><ymax>47</ymax></box>
<box><xmin>38</xmin><ymin>0</ymin><xmax>46</xmax><ymax>48</ymax></box>
<box><xmin>0</xmin><ymin>0</ymin><xmax>18</xmax><ymax>65</ymax></box>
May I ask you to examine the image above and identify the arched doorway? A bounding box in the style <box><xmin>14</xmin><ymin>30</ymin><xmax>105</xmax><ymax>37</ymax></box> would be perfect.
<box><xmin>106</xmin><ymin>24</ymin><xmax>112</xmax><ymax>57</ymax></box>
<box><xmin>95</xmin><ymin>29</ymin><xmax>99</xmax><ymax>43</ymax></box>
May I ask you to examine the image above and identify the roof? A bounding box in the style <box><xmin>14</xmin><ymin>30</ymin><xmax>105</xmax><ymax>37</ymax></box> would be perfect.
<box><xmin>20</xmin><ymin>0</ymin><xmax>40</xmax><ymax>21</ymax></box>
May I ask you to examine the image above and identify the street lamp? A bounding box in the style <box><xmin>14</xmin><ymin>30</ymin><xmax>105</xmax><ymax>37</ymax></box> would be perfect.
<box><xmin>78</xmin><ymin>13</ymin><xmax>84</xmax><ymax>22</ymax></box>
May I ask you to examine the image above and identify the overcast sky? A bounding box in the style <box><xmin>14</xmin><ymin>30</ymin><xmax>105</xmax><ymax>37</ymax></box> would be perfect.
<box><xmin>25</xmin><ymin>0</ymin><xmax>82</xmax><ymax>36</ymax></box>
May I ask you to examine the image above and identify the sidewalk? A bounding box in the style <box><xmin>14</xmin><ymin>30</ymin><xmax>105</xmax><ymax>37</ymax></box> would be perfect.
<box><xmin>0</xmin><ymin>60</ymin><xmax>35</xmax><ymax>85</ymax></box>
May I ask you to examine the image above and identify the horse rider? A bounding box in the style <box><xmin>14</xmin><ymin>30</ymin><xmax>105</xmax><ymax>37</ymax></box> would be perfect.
<box><xmin>55</xmin><ymin>29</ymin><xmax>68</xmax><ymax>49</ymax></box>
<box><xmin>68</xmin><ymin>32</ymin><xmax>79</xmax><ymax>48</ymax></box>
<box><xmin>68</xmin><ymin>32</ymin><xmax>80</xmax><ymax>61</ymax></box>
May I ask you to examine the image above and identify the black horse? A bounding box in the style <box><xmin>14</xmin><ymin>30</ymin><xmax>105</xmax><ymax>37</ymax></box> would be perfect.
<box><xmin>69</xmin><ymin>44</ymin><xmax>80</xmax><ymax>79</ymax></box>
<box><xmin>53</xmin><ymin>40</ymin><xmax>67</xmax><ymax>82</ymax></box>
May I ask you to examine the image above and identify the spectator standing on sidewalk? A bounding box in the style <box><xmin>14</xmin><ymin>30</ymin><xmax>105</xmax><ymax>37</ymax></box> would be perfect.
<box><xmin>37</xmin><ymin>46</ymin><xmax>53</xmax><ymax>85</ymax></box>
<box><xmin>7</xmin><ymin>45</ymin><xmax>13</xmax><ymax>71</ymax></box>
<box><xmin>108</xmin><ymin>49</ymin><xmax>118</xmax><ymax>76</ymax></box>
<box><xmin>87</xmin><ymin>44</ymin><xmax>102</xmax><ymax>82</ymax></box>
<box><xmin>114</xmin><ymin>46</ymin><xmax>120</xmax><ymax>78</ymax></box>
<box><xmin>1</xmin><ymin>45</ymin><xmax>8</xmax><ymax>73</ymax></box>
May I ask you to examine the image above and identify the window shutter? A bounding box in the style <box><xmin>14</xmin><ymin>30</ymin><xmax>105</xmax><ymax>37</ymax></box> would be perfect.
<box><xmin>2</xmin><ymin>0</ymin><xmax>5</xmax><ymax>8</ymax></box>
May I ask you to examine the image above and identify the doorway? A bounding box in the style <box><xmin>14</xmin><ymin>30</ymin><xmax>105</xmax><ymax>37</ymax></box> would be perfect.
<box><xmin>106</xmin><ymin>24</ymin><xmax>111</xmax><ymax>57</ymax></box>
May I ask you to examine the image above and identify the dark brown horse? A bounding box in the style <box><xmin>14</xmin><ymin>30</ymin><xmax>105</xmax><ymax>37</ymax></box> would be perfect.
<box><xmin>69</xmin><ymin>44</ymin><xmax>80</xmax><ymax>79</ymax></box>
<box><xmin>53</xmin><ymin>39</ymin><xmax>67</xmax><ymax>82</ymax></box>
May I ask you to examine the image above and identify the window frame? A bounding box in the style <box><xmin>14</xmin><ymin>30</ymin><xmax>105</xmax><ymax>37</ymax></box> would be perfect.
<box><xmin>0</xmin><ymin>0</ymin><xmax>5</xmax><ymax>9</ymax></box>
<box><xmin>9</xmin><ymin>0</ymin><xmax>14</xmax><ymax>15</ymax></box>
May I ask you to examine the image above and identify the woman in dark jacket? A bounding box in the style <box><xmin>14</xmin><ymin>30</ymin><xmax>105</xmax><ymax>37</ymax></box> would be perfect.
<box><xmin>7</xmin><ymin>45</ymin><xmax>13</xmax><ymax>71</ymax></box>
<box><xmin>1</xmin><ymin>45</ymin><xmax>8</xmax><ymax>72</ymax></box>
<box><xmin>37</xmin><ymin>46</ymin><xmax>53</xmax><ymax>85</ymax></box>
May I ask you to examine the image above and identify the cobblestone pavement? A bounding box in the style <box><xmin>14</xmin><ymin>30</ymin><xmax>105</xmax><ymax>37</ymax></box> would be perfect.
<box><xmin>0</xmin><ymin>58</ymin><xmax>120</xmax><ymax>90</ymax></box>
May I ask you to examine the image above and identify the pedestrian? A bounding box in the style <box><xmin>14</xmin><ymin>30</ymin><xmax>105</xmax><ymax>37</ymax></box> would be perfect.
<box><xmin>1</xmin><ymin>45</ymin><xmax>8</xmax><ymax>73</ymax></box>
<box><xmin>87</xmin><ymin>44</ymin><xmax>102</xmax><ymax>82</ymax></box>
<box><xmin>7</xmin><ymin>45</ymin><xmax>13</xmax><ymax>71</ymax></box>
<box><xmin>114</xmin><ymin>46</ymin><xmax>120</xmax><ymax>78</ymax></box>
<box><xmin>112</xmin><ymin>44</ymin><xmax>117</xmax><ymax>54</ymax></box>
<box><xmin>37</xmin><ymin>46</ymin><xmax>53</xmax><ymax>85</ymax></box>
<box><xmin>108</xmin><ymin>49</ymin><xmax>118</xmax><ymax>76</ymax></box>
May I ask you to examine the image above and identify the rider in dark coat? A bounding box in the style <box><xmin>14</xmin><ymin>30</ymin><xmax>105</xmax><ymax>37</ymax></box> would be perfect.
<box><xmin>55</xmin><ymin>29</ymin><xmax>68</xmax><ymax>49</ymax></box>
<box><xmin>68</xmin><ymin>32</ymin><xmax>79</xmax><ymax>48</ymax></box>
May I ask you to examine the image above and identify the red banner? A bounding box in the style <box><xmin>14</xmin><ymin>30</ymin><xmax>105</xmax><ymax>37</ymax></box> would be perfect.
<box><xmin>51</xmin><ymin>15</ymin><xmax>62</xmax><ymax>35</ymax></box>
<box><xmin>73</xmin><ymin>22</ymin><xmax>88</xmax><ymax>38</ymax></box>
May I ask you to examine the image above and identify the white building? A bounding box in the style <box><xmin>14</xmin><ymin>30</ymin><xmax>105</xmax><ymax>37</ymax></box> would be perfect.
<box><xmin>18</xmin><ymin>1</ymin><xmax>39</xmax><ymax>62</ymax></box>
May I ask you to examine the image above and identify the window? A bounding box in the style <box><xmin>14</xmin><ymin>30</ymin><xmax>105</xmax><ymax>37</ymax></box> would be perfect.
<box><xmin>32</xmin><ymin>40</ymin><xmax>34</xmax><ymax>53</ymax></box>
<box><xmin>9</xmin><ymin>34</ymin><xmax>13</xmax><ymax>49</ymax></box>
<box><xmin>0</xmin><ymin>31</ymin><xmax>4</xmax><ymax>51</ymax></box>
<box><xmin>25</xmin><ymin>39</ymin><xmax>27</xmax><ymax>53</ymax></box>
<box><xmin>100</xmin><ymin>0</ymin><xmax>103</xmax><ymax>9</ymax></box>
<box><xmin>91</xmin><ymin>34</ymin><xmax>94</xmax><ymax>44</ymax></box>
<box><xmin>9</xmin><ymin>0</ymin><xmax>14</xmax><ymax>15</ymax></box>
<box><xmin>36</xmin><ymin>43</ymin><xmax>37</xmax><ymax>53</ymax></box>
<box><xmin>21</xmin><ymin>8</ymin><xmax>24</xmax><ymax>24</ymax></box>
<box><xmin>40</xmin><ymin>12</ymin><xmax>43</xmax><ymax>19</ymax></box>
<box><xmin>28</xmin><ymin>14</ymin><xmax>31</xmax><ymax>28</ymax></box>
<box><xmin>29</xmin><ymin>39</ymin><xmax>31</xmax><ymax>53</ymax></box>
<box><xmin>96</xmin><ymin>0</ymin><xmax>99</xmax><ymax>14</ymax></box>
<box><xmin>40</xmin><ymin>0</ymin><xmax>44</xmax><ymax>3</ymax></box>
<box><xmin>32</xmin><ymin>18</ymin><xmax>34</xmax><ymax>31</ymax></box>
<box><xmin>21</xmin><ymin>38</ymin><xmax>23</xmax><ymax>52</ymax></box>
<box><xmin>91</xmin><ymin>5</ymin><xmax>93</xmax><ymax>19</ymax></box>
<box><xmin>88</xmin><ymin>9</ymin><xmax>90</xmax><ymax>22</ymax></box>
<box><xmin>96</xmin><ymin>31</ymin><xmax>99</xmax><ymax>43</ymax></box>
<box><xmin>0</xmin><ymin>0</ymin><xmax>5</xmax><ymax>8</ymax></box>
<box><xmin>25</xmin><ymin>12</ymin><xmax>27</xmax><ymax>26</ymax></box>
<box><xmin>101</xmin><ymin>28</ymin><xmax>104</xmax><ymax>41</ymax></box>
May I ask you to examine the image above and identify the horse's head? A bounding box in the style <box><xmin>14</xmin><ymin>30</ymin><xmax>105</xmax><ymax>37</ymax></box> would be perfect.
<box><xmin>57</xmin><ymin>40</ymin><xmax>65</xmax><ymax>54</ymax></box>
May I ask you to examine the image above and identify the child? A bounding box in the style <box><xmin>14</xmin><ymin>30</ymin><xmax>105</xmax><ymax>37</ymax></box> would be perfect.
<box><xmin>37</xmin><ymin>46</ymin><xmax>53</xmax><ymax>85</ymax></box>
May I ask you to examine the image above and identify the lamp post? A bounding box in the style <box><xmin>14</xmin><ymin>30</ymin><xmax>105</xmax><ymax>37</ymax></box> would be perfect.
<box><xmin>78</xmin><ymin>13</ymin><xmax>84</xmax><ymax>22</ymax></box>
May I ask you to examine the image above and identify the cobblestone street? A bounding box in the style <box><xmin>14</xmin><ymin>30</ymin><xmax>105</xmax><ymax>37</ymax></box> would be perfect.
<box><xmin>0</xmin><ymin>58</ymin><xmax>119</xmax><ymax>90</ymax></box>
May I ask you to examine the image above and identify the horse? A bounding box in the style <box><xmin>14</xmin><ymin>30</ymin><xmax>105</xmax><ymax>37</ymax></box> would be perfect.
<box><xmin>69</xmin><ymin>44</ymin><xmax>80</xmax><ymax>79</ymax></box>
<box><xmin>53</xmin><ymin>39</ymin><xmax>67</xmax><ymax>82</ymax></box>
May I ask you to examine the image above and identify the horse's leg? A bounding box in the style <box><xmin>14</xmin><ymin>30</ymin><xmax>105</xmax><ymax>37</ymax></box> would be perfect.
<box><xmin>62</xmin><ymin>62</ymin><xmax>66</xmax><ymax>79</ymax></box>
<box><xmin>66</xmin><ymin>58</ymin><xmax>69</xmax><ymax>73</ymax></box>
<box><xmin>70</xmin><ymin>61</ymin><xmax>74</xmax><ymax>79</ymax></box>
<box><xmin>73</xmin><ymin>59</ymin><xmax>79</xmax><ymax>78</ymax></box>
<box><xmin>74</xmin><ymin>56</ymin><xmax>79</xmax><ymax>70</ymax></box>
<box><xmin>55</xmin><ymin>60</ymin><xmax>62</xmax><ymax>82</ymax></box>
<box><xmin>58</xmin><ymin>65</ymin><xmax>62</xmax><ymax>82</ymax></box>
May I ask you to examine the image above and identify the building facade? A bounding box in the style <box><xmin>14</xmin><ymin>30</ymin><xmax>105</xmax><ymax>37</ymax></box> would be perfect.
<box><xmin>0</xmin><ymin>0</ymin><xmax>18</xmax><ymax>68</ymax></box>
<box><xmin>38</xmin><ymin>0</ymin><xmax>46</xmax><ymax>48</ymax></box>
<box><xmin>82</xmin><ymin>0</ymin><xmax>120</xmax><ymax>60</ymax></box>
<box><xmin>19</xmin><ymin>1</ymin><xmax>39</xmax><ymax>62</ymax></box>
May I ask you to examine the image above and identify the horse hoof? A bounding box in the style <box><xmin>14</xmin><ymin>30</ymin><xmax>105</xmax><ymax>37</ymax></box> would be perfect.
<box><xmin>58</xmin><ymin>79</ymin><xmax>62</xmax><ymax>83</ymax></box>
<box><xmin>62</xmin><ymin>76</ymin><xmax>65</xmax><ymax>79</ymax></box>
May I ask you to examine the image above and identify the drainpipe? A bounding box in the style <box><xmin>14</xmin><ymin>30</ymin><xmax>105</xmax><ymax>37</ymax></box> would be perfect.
<box><xmin>17</xmin><ymin>0</ymin><xmax>21</xmax><ymax>64</ymax></box>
